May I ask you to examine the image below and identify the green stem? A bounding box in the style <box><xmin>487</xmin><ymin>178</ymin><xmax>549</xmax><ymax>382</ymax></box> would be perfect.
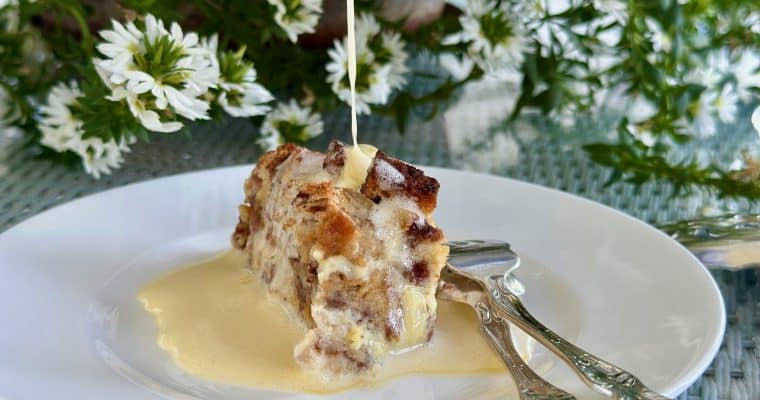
<box><xmin>66</xmin><ymin>4</ymin><xmax>93</xmax><ymax>56</ymax></box>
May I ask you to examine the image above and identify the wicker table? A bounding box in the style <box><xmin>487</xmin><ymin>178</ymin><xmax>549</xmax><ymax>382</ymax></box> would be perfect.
<box><xmin>1</xmin><ymin>107</ymin><xmax>758</xmax><ymax>399</ymax></box>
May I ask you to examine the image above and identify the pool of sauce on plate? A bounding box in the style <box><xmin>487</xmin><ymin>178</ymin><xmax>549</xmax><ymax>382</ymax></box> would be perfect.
<box><xmin>138</xmin><ymin>250</ymin><xmax>522</xmax><ymax>394</ymax></box>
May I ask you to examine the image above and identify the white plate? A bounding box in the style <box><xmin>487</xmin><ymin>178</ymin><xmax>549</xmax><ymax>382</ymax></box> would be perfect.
<box><xmin>0</xmin><ymin>166</ymin><xmax>725</xmax><ymax>399</ymax></box>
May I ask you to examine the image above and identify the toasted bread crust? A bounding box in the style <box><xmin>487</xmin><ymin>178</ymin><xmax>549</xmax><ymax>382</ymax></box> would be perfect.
<box><xmin>361</xmin><ymin>151</ymin><xmax>440</xmax><ymax>213</ymax></box>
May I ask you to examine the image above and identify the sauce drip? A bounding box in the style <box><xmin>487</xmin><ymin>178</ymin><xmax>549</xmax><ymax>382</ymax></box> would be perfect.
<box><xmin>138</xmin><ymin>250</ymin><xmax>522</xmax><ymax>393</ymax></box>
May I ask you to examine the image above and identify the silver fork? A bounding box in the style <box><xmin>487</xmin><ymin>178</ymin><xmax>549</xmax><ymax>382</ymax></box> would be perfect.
<box><xmin>476</xmin><ymin>302</ymin><xmax>576</xmax><ymax>400</ymax></box>
<box><xmin>442</xmin><ymin>240</ymin><xmax>575</xmax><ymax>400</ymax></box>
<box><xmin>445</xmin><ymin>240</ymin><xmax>670</xmax><ymax>400</ymax></box>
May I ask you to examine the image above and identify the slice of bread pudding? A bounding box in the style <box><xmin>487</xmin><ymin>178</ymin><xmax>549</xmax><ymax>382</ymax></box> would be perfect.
<box><xmin>231</xmin><ymin>140</ymin><xmax>448</xmax><ymax>380</ymax></box>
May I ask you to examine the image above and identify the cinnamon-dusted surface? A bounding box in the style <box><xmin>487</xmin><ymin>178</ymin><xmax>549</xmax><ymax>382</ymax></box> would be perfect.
<box><xmin>231</xmin><ymin>140</ymin><xmax>448</xmax><ymax>379</ymax></box>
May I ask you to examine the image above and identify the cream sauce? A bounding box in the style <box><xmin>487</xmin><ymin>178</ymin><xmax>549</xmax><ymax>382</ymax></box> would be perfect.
<box><xmin>138</xmin><ymin>250</ymin><xmax>512</xmax><ymax>394</ymax></box>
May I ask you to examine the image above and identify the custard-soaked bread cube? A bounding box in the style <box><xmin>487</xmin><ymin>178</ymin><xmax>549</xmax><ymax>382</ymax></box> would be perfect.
<box><xmin>232</xmin><ymin>140</ymin><xmax>448</xmax><ymax>379</ymax></box>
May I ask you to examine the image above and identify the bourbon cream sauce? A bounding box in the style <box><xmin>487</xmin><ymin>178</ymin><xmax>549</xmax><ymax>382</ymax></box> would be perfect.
<box><xmin>138</xmin><ymin>250</ymin><xmax>527</xmax><ymax>393</ymax></box>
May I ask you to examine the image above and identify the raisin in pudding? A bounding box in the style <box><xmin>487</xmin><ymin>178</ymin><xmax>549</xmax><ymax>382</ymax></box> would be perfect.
<box><xmin>231</xmin><ymin>140</ymin><xmax>449</xmax><ymax>379</ymax></box>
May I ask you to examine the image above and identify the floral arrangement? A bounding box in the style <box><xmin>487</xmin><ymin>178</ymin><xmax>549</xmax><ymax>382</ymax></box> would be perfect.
<box><xmin>0</xmin><ymin>0</ymin><xmax>759</xmax><ymax>198</ymax></box>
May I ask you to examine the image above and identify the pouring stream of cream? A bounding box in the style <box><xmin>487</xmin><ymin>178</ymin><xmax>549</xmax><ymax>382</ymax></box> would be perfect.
<box><xmin>347</xmin><ymin>0</ymin><xmax>358</xmax><ymax>148</ymax></box>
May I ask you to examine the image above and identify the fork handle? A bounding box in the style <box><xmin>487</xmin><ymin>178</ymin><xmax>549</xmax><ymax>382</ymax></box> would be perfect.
<box><xmin>475</xmin><ymin>302</ymin><xmax>577</xmax><ymax>400</ymax></box>
<box><xmin>489</xmin><ymin>285</ymin><xmax>670</xmax><ymax>400</ymax></box>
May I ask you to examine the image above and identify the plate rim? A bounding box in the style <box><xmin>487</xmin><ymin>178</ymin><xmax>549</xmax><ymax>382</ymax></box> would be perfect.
<box><xmin>0</xmin><ymin>165</ymin><xmax>727</xmax><ymax>398</ymax></box>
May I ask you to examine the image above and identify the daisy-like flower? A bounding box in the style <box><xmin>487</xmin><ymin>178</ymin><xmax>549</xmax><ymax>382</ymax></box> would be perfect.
<box><xmin>355</xmin><ymin>11</ymin><xmax>381</xmax><ymax>43</ymax></box>
<box><xmin>707</xmin><ymin>49</ymin><xmax>732</xmax><ymax>76</ymax></box>
<box><xmin>690</xmin><ymin>89</ymin><xmax>718</xmax><ymax>138</ymax></box>
<box><xmin>78</xmin><ymin>137</ymin><xmax>130</xmax><ymax>179</ymax></box>
<box><xmin>644</xmin><ymin>17</ymin><xmax>671</xmax><ymax>53</ymax></box>
<box><xmin>37</xmin><ymin>82</ymin><xmax>130</xmax><ymax>179</ymax></box>
<box><xmin>624</xmin><ymin>95</ymin><xmax>658</xmax><ymax>146</ymax></box>
<box><xmin>95</xmin><ymin>14</ymin><xmax>220</xmax><ymax>132</ymax></box>
<box><xmin>38</xmin><ymin>82</ymin><xmax>85</xmax><ymax>153</ymax></box>
<box><xmin>458</xmin><ymin>0</ymin><xmax>528</xmax><ymax>76</ymax></box>
<box><xmin>95</xmin><ymin>18</ymin><xmax>142</xmax><ymax>74</ymax></box>
<box><xmin>258</xmin><ymin>100</ymin><xmax>323</xmax><ymax>151</ymax></box>
<box><xmin>438</xmin><ymin>53</ymin><xmax>475</xmax><ymax>81</ymax></box>
<box><xmin>517</xmin><ymin>0</ymin><xmax>546</xmax><ymax>23</ymax></box>
<box><xmin>685</xmin><ymin>50</ymin><xmax>729</xmax><ymax>91</ymax></box>
<box><xmin>326</xmin><ymin>13</ymin><xmax>403</xmax><ymax>114</ymax></box>
<box><xmin>204</xmin><ymin>36</ymin><xmax>274</xmax><ymax>118</ymax></box>
<box><xmin>217</xmin><ymin>69</ymin><xmax>274</xmax><ymax>117</ymax></box>
<box><xmin>732</xmin><ymin>51</ymin><xmax>760</xmax><ymax>102</ymax></box>
<box><xmin>752</xmin><ymin>105</ymin><xmax>760</xmax><ymax>137</ymax></box>
<box><xmin>713</xmin><ymin>84</ymin><xmax>738</xmax><ymax>123</ymax></box>
<box><xmin>593</xmin><ymin>0</ymin><xmax>627</xmax><ymax>24</ymax></box>
<box><xmin>369</xmin><ymin>30</ymin><xmax>408</xmax><ymax>90</ymax></box>
<box><xmin>267</xmin><ymin>0</ymin><xmax>322</xmax><ymax>43</ymax></box>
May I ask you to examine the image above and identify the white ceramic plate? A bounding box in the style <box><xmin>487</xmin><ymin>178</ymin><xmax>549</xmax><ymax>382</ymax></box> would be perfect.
<box><xmin>0</xmin><ymin>166</ymin><xmax>724</xmax><ymax>399</ymax></box>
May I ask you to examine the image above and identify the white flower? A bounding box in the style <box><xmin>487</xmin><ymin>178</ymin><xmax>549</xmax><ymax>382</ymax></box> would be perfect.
<box><xmin>324</xmin><ymin>13</ymin><xmax>407</xmax><ymax>113</ymax></box>
<box><xmin>439</xmin><ymin>53</ymin><xmax>475</xmax><ymax>81</ymax></box>
<box><xmin>37</xmin><ymin>82</ymin><xmax>130</xmax><ymax>178</ymax></box>
<box><xmin>686</xmin><ymin>50</ymin><xmax>730</xmax><ymax>90</ymax></box>
<box><xmin>95</xmin><ymin>14</ymin><xmax>219</xmax><ymax>132</ymax></box>
<box><xmin>113</xmin><ymin>88</ymin><xmax>183</xmax><ymax>133</ymax></box>
<box><xmin>729</xmin><ymin>156</ymin><xmax>744</xmax><ymax>171</ymax></box>
<box><xmin>257</xmin><ymin>129</ymin><xmax>281</xmax><ymax>151</ymax></box>
<box><xmin>628</xmin><ymin>125</ymin><xmax>656</xmax><ymax>147</ymax></box>
<box><xmin>691</xmin><ymin>89</ymin><xmax>717</xmax><ymax>138</ymax></box>
<box><xmin>732</xmin><ymin>51</ymin><xmax>760</xmax><ymax>102</ymax></box>
<box><xmin>593</xmin><ymin>0</ymin><xmax>627</xmax><ymax>23</ymax></box>
<box><xmin>267</xmin><ymin>0</ymin><xmax>322</xmax><ymax>43</ymax></box>
<box><xmin>258</xmin><ymin>100</ymin><xmax>323</xmax><ymax>150</ymax></box>
<box><xmin>96</xmin><ymin>19</ymin><xmax>142</xmax><ymax>72</ymax></box>
<box><xmin>217</xmin><ymin>69</ymin><xmax>273</xmax><ymax>118</ymax></box>
<box><xmin>744</xmin><ymin>12</ymin><xmax>760</xmax><ymax>35</ymax></box>
<box><xmin>544</xmin><ymin>0</ymin><xmax>572</xmax><ymax>15</ymax></box>
<box><xmin>376</xmin><ymin>31</ymin><xmax>408</xmax><ymax>90</ymax></box>
<box><xmin>623</xmin><ymin>95</ymin><xmax>658</xmax><ymax>146</ymax></box>
<box><xmin>78</xmin><ymin>136</ymin><xmax>130</xmax><ymax>179</ymax></box>
<box><xmin>199</xmin><ymin>34</ymin><xmax>220</xmax><ymax>69</ymax></box>
<box><xmin>644</xmin><ymin>17</ymin><xmax>671</xmax><ymax>53</ymax></box>
<box><xmin>462</xmin><ymin>133</ymin><xmax>521</xmax><ymax>173</ymax></box>
<box><xmin>199</xmin><ymin>34</ymin><xmax>273</xmax><ymax>118</ymax></box>
<box><xmin>517</xmin><ymin>0</ymin><xmax>546</xmax><ymax>22</ymax></box>
<box><xmin>459</xmin><ymin>0</ymin><xmax>528</xmax><ymax>76</ymax></box>
<box><xmin>686</xmin><ymin>65</ymin><xmax>721</xmax><ymax>89</ymax></box>
<box><xmin>326</xmin><ymin>25</ymin><xmax>394</xmax><ymax>114</ymax></box>
<box><xmin>533</xmin><ymin>21</ymin><xmax>570</xmax><ymax>56</ymax></box>
<box><xmin>627</xmin><ymin>95</ymin><xmax>658</xmax><ymax>123</ymax></box>
<box><xmin>752</xmin><ymin>105</ymin><xmax>760</xmax><ymax>137</ymax></box>
<box><xmin>707</xmin><ymin>49</ymin><xmax>732</xmax><ymax>75</ymax></box>
<box><xmin>38</xmin><ymin>82</ymin><xmax>85</xmax><ymax>152</ymax></box>
<box><xmin>714</xmin><ymin>84</ymin><xmax>738</xmax><ymax>123</ymax></box>
<box><xmin>218</xmin><ymin>83</ymin><xmax>273</xmax><ymax>118</ymax></box>
<box><xmin>355</xmin><ymin>11</ymin><xmax>382</xmax><ymax>43</ymax></box>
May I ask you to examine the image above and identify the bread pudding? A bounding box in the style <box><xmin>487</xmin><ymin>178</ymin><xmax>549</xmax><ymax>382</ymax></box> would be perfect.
<box><xmin>231</xmin><ymin>140</ymin><xmax>448</xmax><ymax>379</ymax></box>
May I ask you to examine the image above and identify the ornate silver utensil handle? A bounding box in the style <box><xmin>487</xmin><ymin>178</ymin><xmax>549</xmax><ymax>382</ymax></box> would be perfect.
<box><xmin>489</xmin><ymin>280</ymin><xmax>670</xmax><ymax>400</ymax></box>
<box><xmin>475</xmin><ymin>301</ymin><xmax>576</xmax><ymax>400</ymax></box>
